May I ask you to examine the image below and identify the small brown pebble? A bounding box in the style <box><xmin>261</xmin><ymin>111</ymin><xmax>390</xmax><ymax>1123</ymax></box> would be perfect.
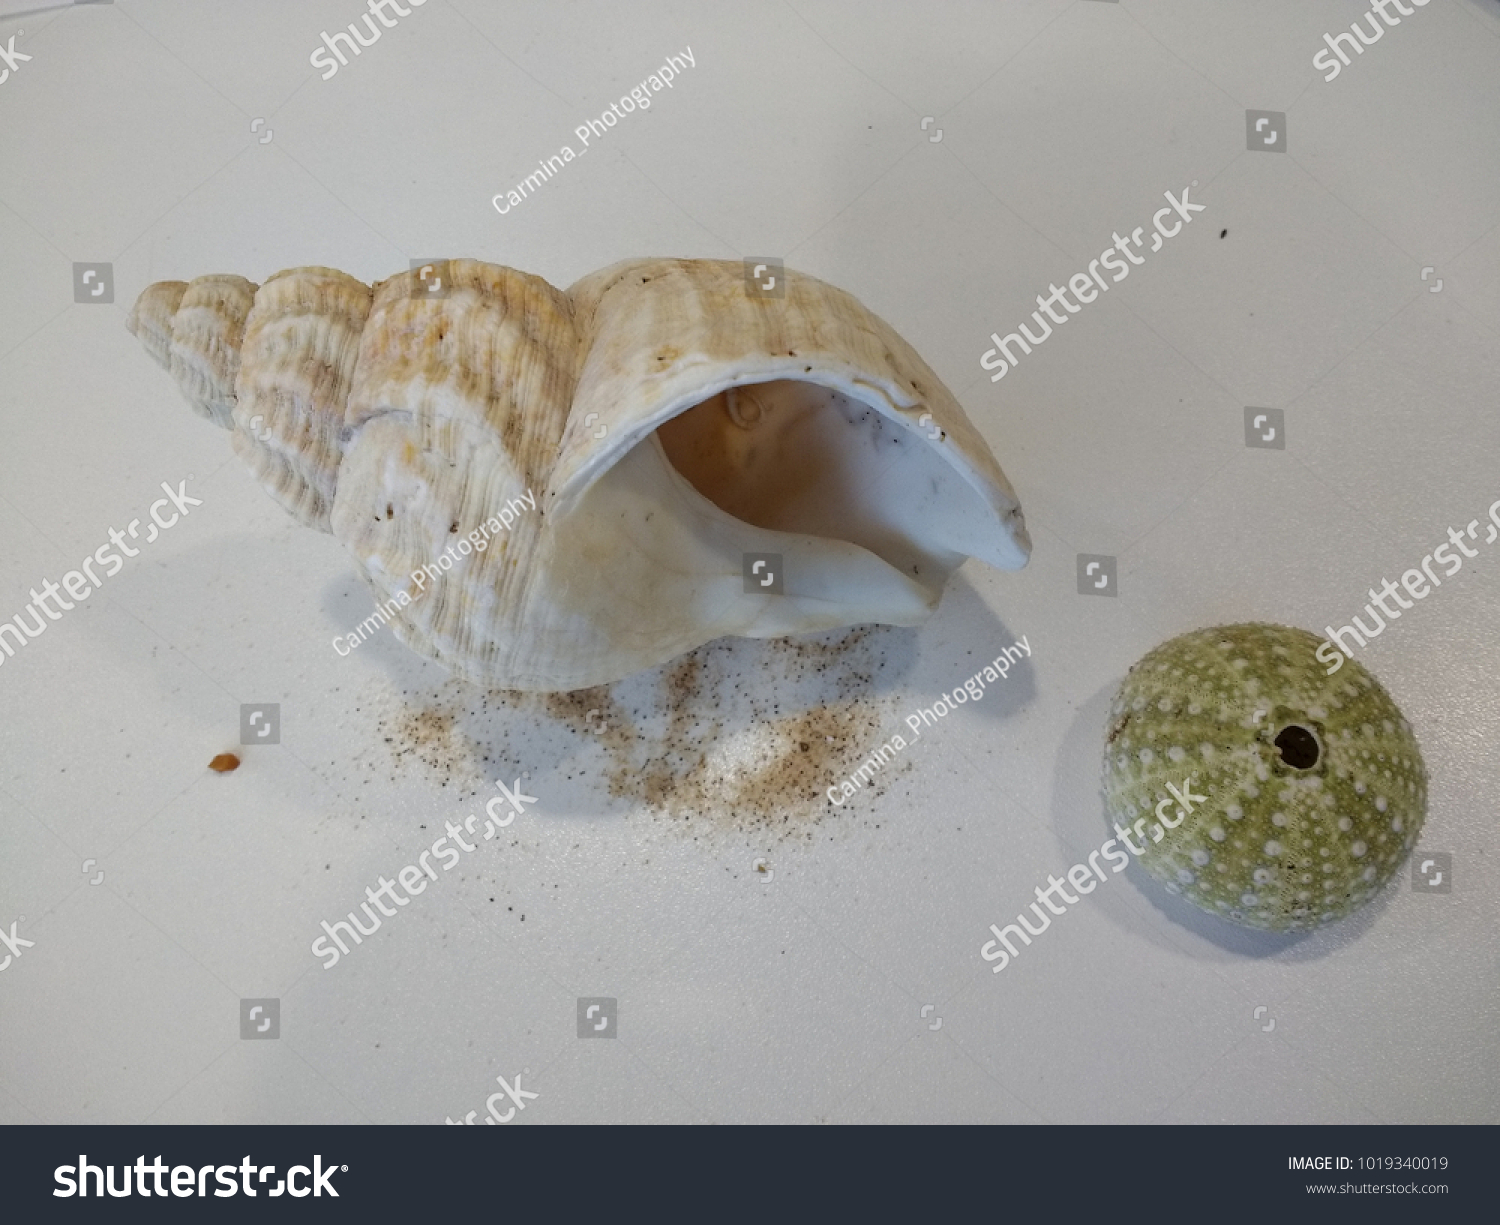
<box><xmin>209</xmin><ymin>753</ymin><xmax>241</xmax><ymax>773</ymax></box>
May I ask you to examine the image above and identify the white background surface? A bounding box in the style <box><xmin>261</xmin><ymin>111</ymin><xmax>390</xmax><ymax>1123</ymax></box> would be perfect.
<box><xmin>1</xmin><ymin>0</ymin><xmax>1497</xmax><ymax>1124</ymax></box>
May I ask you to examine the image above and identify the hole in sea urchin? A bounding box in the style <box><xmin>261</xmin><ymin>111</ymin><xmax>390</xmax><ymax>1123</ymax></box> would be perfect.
<box><xmin>1274</xmin><ymin>724</ymin><xmax>1321</xmax><ymax>770</ymax></box>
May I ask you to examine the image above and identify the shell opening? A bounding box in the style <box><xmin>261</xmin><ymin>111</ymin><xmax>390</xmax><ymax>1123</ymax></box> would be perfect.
<box><xmin>654</xmin><ymin>378</ymin><xmax>1003</xmax><ymax>589</ymax></box>
<box><xmin>1274</xmin><ymin>724</ymin><xmax>1321</xmax><ymax>770</ymax></box>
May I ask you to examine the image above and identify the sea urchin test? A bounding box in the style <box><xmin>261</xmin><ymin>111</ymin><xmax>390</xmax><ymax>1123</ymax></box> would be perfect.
<box><xmin>1102</xmin><ymin>623</ymin><xmax>1426</xmax><ymax>933</ymax></box>
<box><xmin>127</xmin><ymin>259</ymin><xmax>1030</xmax><ymax>692</ymax></box>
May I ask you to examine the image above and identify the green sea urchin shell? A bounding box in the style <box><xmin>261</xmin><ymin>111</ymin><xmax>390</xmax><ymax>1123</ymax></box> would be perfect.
<box><xmin>1101</xmin><ymin>623</ymin><xmax>1427</xmax><ymax>932</ymax></box>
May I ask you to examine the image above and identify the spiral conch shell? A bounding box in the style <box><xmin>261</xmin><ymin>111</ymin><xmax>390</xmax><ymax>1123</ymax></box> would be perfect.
<box><xmin>128</xmin><ymin>258</ymin><xmax>1030</xmax><ymax>691</ymax></box>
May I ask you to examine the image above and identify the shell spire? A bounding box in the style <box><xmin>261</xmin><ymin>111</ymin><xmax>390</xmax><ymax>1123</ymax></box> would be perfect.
<box><xmin>129</xmin><ymin>268</ymin><xmax>370</xmax><ymax>532</ymax></box>
<box><xmin>130</xmin><ymin>258</ymin><xmax>1030</xmax><ymax>691</ymax></box>
<box><xmin>127</xmin><ymin>274</ymin><xmax>256</xmax><ymax>430</ymax></box>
